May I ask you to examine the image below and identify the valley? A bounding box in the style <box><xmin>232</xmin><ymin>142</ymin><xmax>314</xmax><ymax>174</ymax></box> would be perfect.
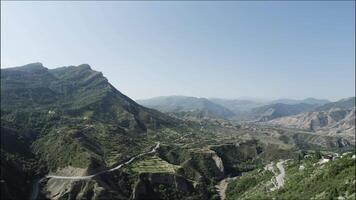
<box><xmin>1</xmin><ymin>64</ymin><xmax>355</xmax><ymax>200</ymax></box>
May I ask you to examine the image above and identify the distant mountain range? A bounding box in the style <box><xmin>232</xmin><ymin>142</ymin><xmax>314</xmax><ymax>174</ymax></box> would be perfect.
<box><xmin>271</xmin><ymin>98</ymin><xmax>330</xmax><ymax>105</ymax></box>
<box><xmin>137</xmin><ymin>96</ymin><xmax>236</xmax><ymax>120</ymax></box>
<box><xmin>209</xmin><ymin>98</ymin><xmax>267</xmax><ymax>115</ymax></box>
<box><xmin>138</xmin><ymin>95</ymin><xmax>355</xmax><ymax>139</ymax></box>
<box><xmin>138</xmin><ymin>96</ymin><xmax>336</xmax><ymax>121</ymax></box>
<box><xmin>269</xmin><ymin>97</ymin><xmax>355</xmax><ymax>137</ymax></box>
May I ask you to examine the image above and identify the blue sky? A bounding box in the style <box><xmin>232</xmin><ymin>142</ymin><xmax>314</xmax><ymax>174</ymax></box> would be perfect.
<box><xmin>1</xmin><ymin>1</ymin><xmax>354</xmax><ymax>101</ymax></box>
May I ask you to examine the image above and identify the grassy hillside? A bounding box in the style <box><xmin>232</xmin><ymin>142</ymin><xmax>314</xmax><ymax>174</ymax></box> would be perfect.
<box><xmin>226</xmin><ymin>152</ymin><xmax>356</xmax><ymax>200</ymax></box>
<box><xmin>1</xmin><ymin>63</ymin><xmax>354</xmax><ymax>200</ymax></box>
<box><xmin>0</xmin><ymin>63</ymin><xmax>186</xmax><ymax>199</ymax></box>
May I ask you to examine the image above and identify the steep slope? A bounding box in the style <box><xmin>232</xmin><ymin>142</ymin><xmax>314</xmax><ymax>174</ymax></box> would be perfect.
<box><xmin>0</xmin><ymin>63</ymin><xmax>183</xmax><ymax>199</ymax></box>
<box><xmin>137</xmin><ymin>96</ymin><xmax>236</xmax><ymax>119</ymax></box>
<box><xmin>1</xmin><ymin>63</ymin><xmax>177</xmax><ymax>130</ymax></box>
<box><xmin>269</xmin><ymin>97</ymin><xmax>355</xmax><ymax>137</ymax></box>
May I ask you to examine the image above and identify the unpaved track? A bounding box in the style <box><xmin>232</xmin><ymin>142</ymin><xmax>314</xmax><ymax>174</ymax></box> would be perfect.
<box><xmin>270</xmin><ymin>160</ymin><xmax>289</xmax><ymax>191</ymax></box>
<box><xmin>30</xmin><ymin>142</ymin><xmax>160</xmax><ymax>200</ymax></box>
<box><xmin>215</xmin><ymin>177</ymin><xmax>237</xmax><ymax>200</ymax></box>
<box><xmin>275</xmin><ymin>160</ymin><xmax>286</xmax><ymax>188</ymax></box>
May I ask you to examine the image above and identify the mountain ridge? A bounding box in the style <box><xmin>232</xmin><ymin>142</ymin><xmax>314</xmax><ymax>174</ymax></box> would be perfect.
<box><xmin>137</xmin><ymin>96</ymin><xmax>236</xmax><ymax>119</ymax></box>
<box><xmin>138</xmin><ymin>96</ymin><xmax>333</xmax><ymax>121</ymax></box>
<box><xmin>1</xmin><ymin>63</ymin><xmax>187</xmax><ymax>199</ymax></box>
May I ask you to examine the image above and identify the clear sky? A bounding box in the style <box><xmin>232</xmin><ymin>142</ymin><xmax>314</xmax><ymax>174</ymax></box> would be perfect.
<box><xmin>1</xmin><ymin>1</ymin><xmax>355</xmax><ymax>101</ymax></box>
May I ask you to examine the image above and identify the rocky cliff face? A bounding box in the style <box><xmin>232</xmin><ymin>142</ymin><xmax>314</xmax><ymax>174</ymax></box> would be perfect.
<box><xmin>212</xmin><ymin>154</ymin><xmax>225</xmax><ymax>174</ymax></box>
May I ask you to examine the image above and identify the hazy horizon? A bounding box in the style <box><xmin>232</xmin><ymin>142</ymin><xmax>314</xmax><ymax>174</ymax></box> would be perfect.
<box><xmin>134</xmin><ymin>94</ymin><xmax>350</xmax><ymax>102</ymax></box>
<box><xmin>1</xmin><ymin>1</ymin><xmax>355</xmax><ymax>101</ymax></box>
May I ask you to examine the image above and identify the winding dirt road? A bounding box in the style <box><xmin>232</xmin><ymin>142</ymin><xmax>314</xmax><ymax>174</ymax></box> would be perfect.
<box><xmin>215</xmin><ymin>177</ymin><xmax>237</xmax><ymax>200</ymax></box>
<box><xmin>30</xmin><ymin>142</ymin><xmax>160</xmax><ymax>200</ymax></box>
<box><xmin>275</xmin><ymin>160</ymin><xmax>286</xmax><ymax>188</ymax></box>
<box><xmin>270</xmin><ymin>160</ymin><xmax>289</xmax><ymax>191</ymax></box>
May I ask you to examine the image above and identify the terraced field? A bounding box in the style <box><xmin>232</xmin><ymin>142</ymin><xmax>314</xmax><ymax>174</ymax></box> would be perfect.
<box><xmin>126</xmin><ymin>155</ymin><xmax>180</xmax><ymax>174</ymax></box>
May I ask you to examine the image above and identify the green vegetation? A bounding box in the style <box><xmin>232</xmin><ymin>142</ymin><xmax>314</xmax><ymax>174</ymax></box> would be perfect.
<box><xmin>154</xmin><ymin>184</ymin><xmax>190</xmax><ymax>200</ymax></box>
<box><xmin>126</xmin><ymin>155</ymin><xmax>180</xmax><ymax>174</ymax></box>
<box><xmin>274</xmin><ymin>154</ymin><xmax>355</xmax><ymax>200</ymax></box>
<box><xmin>225</xmin><ymin>153</ymin><xmax>356</xmax><ymax>200</ymax></box>
<box><xmin>0</xmin><ymin>64</ymin><xmax>183</xmax><ymax>199</ymax></box>
<box><xmin>1</xmin><ymin>64</ymin><xmax>354</xmax><ymax>200</ymax></box>
<box><xmin>226</xmin><ymin>169</ymin><xmax>274</xmax><ymax>200</ymax></box>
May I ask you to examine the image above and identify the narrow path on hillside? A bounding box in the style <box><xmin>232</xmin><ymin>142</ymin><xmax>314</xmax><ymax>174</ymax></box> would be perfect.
<box><xmin>270</xmin><ymin>160</ymin><xmax>288</xmax><ymax>191</ymax></box>
<box><xmin>275</xmin><ymin>161</ymin><xmax>286</xmax><ymax>188</ymax></box>
<box><xmin>215</xmin><ymin>177</ymin><xmax>237</xmax><ymax>200</ymax></box>
<box><xmin>30</xmin><ymin>142</ymin><xmax>160</xmax><ymax>200</ymax></box>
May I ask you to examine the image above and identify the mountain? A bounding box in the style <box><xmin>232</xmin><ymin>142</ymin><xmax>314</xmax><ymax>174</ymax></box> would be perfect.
<box><xmin>314</xmin><ymin>97</ymin><xmax>355</xmax><ymax>111</ymax></box>
<box><xmin>0</xmin><ymin>63</ymin><xmax>183</xmax><ymax>199</ymax></box>
<box><xmin>137</xmin><ymin>96</ymin><xmax>236</xmax><ymax>119</ymax></box>
<box><xmin>209</xmin><ymin>98</ymin><xmax>267</xmax><ymax>115</ymax></box>
<box><xmin>269</xmin><ymin>97</ymin><xmax>355</xmax><ymax>137</ymax></box>
<box><xmin>1</xmin><ymin>63</ymin><xmax>179</xmax><ymax>133</ymax></box>
<box><xmin>209</xmin><ymin>98</ymin><xmax>329</xmax><ymax>121</ymax></box>
<box><xmin>138</xmin><ymin>96</ymin><xmax>330</xmax><ymax>122</ymax></box>
<box><xmin>1</xmin><ymin>63</ymin><xmax>354</xmax><ymax>200</ymax></box>
<box><xmin>271</xmin><ymin>98</ymin><xmax>330</xmax><ymax>105</ymax></box>
<box><xmin>248</xmin><ymin>103</ymin><xmax>318</xmax><ymax>122</ymax></box>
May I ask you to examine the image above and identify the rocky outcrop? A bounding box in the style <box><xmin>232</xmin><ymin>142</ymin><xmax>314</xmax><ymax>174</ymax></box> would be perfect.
<box><xmin>212</xmin><ymin>154</ymin><xmax>225</xmax><ymax>174</ymax></box>
<box><xmin>211</xmin><ymin>140</ymin><xmax>263</xmax><ymax>175</ymax></box>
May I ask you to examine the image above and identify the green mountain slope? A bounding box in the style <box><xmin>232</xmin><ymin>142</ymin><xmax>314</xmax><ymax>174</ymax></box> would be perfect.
<box><xmin>225</xmin><ymin>152</ymin><xmax>355</xmax><ymax>200</ymax></box>
<box><xmin>1</xmin><ymin>63</ymin><xmax>177</xmax><ymax>130</ymax></box>
<box><xmin>1</xmin><ymin>63</ymin><xmax>354</xmax><ymax>200</ymax></box>
<box><xmin>0</xmin><ymin>63</ymin><xmax>185</xmax><ymax>199</ymax></box>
